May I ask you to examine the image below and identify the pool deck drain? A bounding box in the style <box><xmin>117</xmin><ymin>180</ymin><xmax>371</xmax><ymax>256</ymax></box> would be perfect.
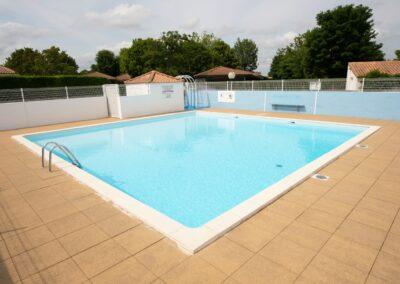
<box><xmin>0</xmin><ymin>109</ymin><xmax>399</xmax><ymax>283</ymax></box>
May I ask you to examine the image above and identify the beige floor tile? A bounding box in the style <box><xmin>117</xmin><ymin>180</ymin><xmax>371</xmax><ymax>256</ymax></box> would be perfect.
<box><xmin>382</xmin><ymin>232</ymin><xmax>400</xmax><ymax>257</ymax></box>
<box><xmin>71</xmin><ymin>194</ymin><xmax>104</xmax><ymax>211</ymax></box>
<box><xmin>336</xmin><ymin>219</ymin><xmax>387</xmax><ymax>250</ymax></box>
<box><xmin>297</xmin><ymin>208</ymin><xmax>344</xmax><ymax>233</ymax></box>
<box><xmin>301</xmin><ymin>254</ymin><xmax>367</xmax><ymax>283</ymax></box>
<box><xmin>161</xmin><ymin>256</ymin><xmax>227</xmax><ymax>284</ymax></box>
<box><xmin>47</xmin><ymin>211</ymin><xmax>92</xmax><ymax>238</ymax></box>
<box><xmin>198</xmin><ymin>237</ymin><xmax>253</xmax><ymax>275</ymax></box>
<box><xmin>91</xmin><ymin>256</ymin><xmax>156</xmax><ymax>284</ymax></box>
<box><xmin>59</xmin><ymin>224</ymin><xmax>109</xmax><ymax>256</ymax></box>
<box><xmin>3</xmin><ymin>225</ymin><xmax>55</xmax><ymax>256</ymax></box>
<box><xmin>136</xmin><ymin>239</ymin><xmax>188</xmax><ymax>277</ymax></box>
<box><xmin>0</xmin><ymin>240</ymin><xmax>10</xmax><ymax>262</ymax></box>
<box><xmin>282</xmin><ymin>190</ymin><xmax>320</xmax><ymax>207</ymax></box>
<box><xmin>82</xmin><ymin>203</ymin><xmax>119</xmax><ymax>223</ymax></box>
<box><xmin>0</xmin><ymin>258</ymin><xmax>21</xmax><ymax>283</ymax></box>
<box><xmin>349</xmin><ymin>207</ymin><xmax>395</xmax><ymax>231</ymax></box>
<box><xmin>367</xmin><ymin>180</ymin><xmax>400</xmax><ymax>205</ymax></box>
<box><xmin>225</xmin><ymin>221</ymin><xmax>275</xmax><ymax>252</ymax></box>
<box><xmin>248</xmin><ymin>210</ymin><xmax>292</xmax><ymax>235</ymax></box>
<box><xmin>12</xmin><ymin>251</ymin><xmax>39</xmax><ymax>280</ymax></box>
<box><xmin>96</xmin><ymin>213</ymin><xmax>141</xmax><ymax>237</ymax></box>
<box><xmin>114</xmin><ymin>224</ymin><xmax>163</xmax><ymax>255</ymax></box>
<box><xmin>357</xmin><ymin>197</ymin><xmax>399</xmax><ymax>218</ymax></box>
<box><xmin>371</xmin><ymin>252</ymin><xmax>400</xmax><ymax>282</ymax></box>
<box><xmin>266</xmin><ymin>199</ymin><xmax>307</xmax><ymax>219</ymax></box>
<box><xmin>279</xmin><ymin>221</ymin><xmax>331</xmax><ymax>251</ymax></box>
<box><xmin>325</xmin><ymin>187</ymin><xmax>363</xmax><ymax>206</ymax></box>
<box><xmin>38</xmin><ymin>259</ymin><xmax>87</xmax><ymax>284</ymax></box>
<box><xmin>73</xmin><ymin>239</ymin><xmax>130</xmax><ymax>278</ymax></box>
<box><xmin>232</xmin><ymin>254</ymin><xmax>297</xmax><ymax>284</ymax></box>
<box><xmin>51</xmin><ymin>181</ymin><xmax>92</xmax><ymax>201</ymax></box>
<box><xmin>259</xmin><ymin>236</ymin><xmax>316</xmax><ymax>273</ymax></box>
<box><xmin>36</xmin><ymin>202</ymin><xmax>79</xmax><ymax>223</ymax></box>
<box><xmin>320</xmin><ymin>235</ymin><xmax>378</xmax><ymax>272</ymax></box>
<box><xmin>26</xmin><ymin>240</ymin><xmax>69</xmax><ymax>271</ymax></box>
<box><xmin>380</xmin><ymin>167</ymin><xmax>400</xmax><ymax>183</ymax></box>
<box><xmin>311</xmin><ymin>197</ymin><xmax>353</xmax><ymax>218</ymax></box>
<box><xmin>365</xmin><ymin>275</ymin><xmax>388</xmax><ymax>284</ymax></box>
<box><xmin>390</xmin><ymin>215</ymin><xmax>400</xmax><ymax>235</ymax></box>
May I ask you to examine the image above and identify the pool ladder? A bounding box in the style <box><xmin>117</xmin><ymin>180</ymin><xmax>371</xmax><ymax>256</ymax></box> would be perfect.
<box><xmin>41</xmin><ymin>142</ymin><xmax>82</xmax><ymax>172</ymax></box>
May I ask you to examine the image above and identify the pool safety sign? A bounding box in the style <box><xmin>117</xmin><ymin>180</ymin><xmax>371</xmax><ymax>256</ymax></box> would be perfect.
<box><xmin>162</xmin><ymin>85</ymin><xmax>174</xmax><ymax>98</ymax></box>
<box><xmin>218</xmin><ymin>91</ymin><xmax>235</xmax><ymax>103</ymax></box>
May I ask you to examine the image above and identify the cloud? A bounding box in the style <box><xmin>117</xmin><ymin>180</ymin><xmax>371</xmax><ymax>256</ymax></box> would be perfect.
<box><xmin>260</xmin><ymin>31</ymin><xmax>298</xmax><ymax>49</ymax></box>
<box><xmin>182</xmin><ymin>17</ymin><xmax>199</xmax><ymax>29</ymax></box>
<box><xmin>0</xmin><ymin>22</ymin><xmax>49</xmax><ymax>62</ymax></box>
<box><xmin>85</xmin><ymin>4</ymin><xmax>150</xmax><ymax>29</ymax></box>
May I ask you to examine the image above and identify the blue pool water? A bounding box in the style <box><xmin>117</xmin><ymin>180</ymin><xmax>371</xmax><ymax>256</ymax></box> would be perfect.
<box><xmin>26</xmin><ymin>112</ymin><xmax>364</xmax><ymax>227</ymax></box>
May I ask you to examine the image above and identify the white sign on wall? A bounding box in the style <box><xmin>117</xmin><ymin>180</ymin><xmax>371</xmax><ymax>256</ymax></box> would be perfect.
<box><xmin>162</xmin><ymin>85</ymin><xmax>174</xmax><ymax>98</ymax></box>
<box><xmin>126</xmin><ymin>84</ymin><xmax>149</xmax><ymax>96</ymax></box>
<box><xmin>218</xmin><ymin>91</ymin><xmax>235</xmax><ymax>103</ymax></box>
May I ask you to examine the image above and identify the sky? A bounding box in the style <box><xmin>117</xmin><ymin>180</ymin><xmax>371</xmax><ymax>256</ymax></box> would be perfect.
<box><xmin>0</xmin><ymin>0</ymin><xmax>399</xmax><ymax>74</ymax></box>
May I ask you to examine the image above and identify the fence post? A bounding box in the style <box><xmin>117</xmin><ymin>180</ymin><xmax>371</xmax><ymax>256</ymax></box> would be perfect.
<box><xmin>65</xmin><ymin>86</ymin><xmax>69</xmax><ymax>99</ymax></box>
<box><xmin>226</xmin><ymin>81</ymin><xmax>229</xmax><ymax>91</ymax></box>
<box><xmin>281</xmin><ymin>79</ymin><xmax>284</xmax><ymax>91</ymax></box>
<box><xmin>263</xmin><ymin>92</ymin><xmax>267</xmax><ymax>112</ymax></box>
<box><xmin>361</xmin><ymin>78</ymin><xmax>365</xmax><ymax>92</ymax></box>
<box><xmin>251</xmin><ymin>81</ymin><xmax>254</xmax><ymax>92</ymax></box>
<box><xmin>20</xmin><ymin>88</ymin><xmax>25</xmax><ymax>102</ymax></box>
<box><xmin>205</xmin><ymin>81</ymin><xmax>208</xmax><ymax>92</ymax></box>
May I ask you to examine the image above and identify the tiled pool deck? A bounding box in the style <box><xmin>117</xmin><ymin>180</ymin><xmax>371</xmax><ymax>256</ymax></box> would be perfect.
<box><xmin>0</xmin><ymin>109</ymin><xmax>399</xmax><ymax>283</ymax></box>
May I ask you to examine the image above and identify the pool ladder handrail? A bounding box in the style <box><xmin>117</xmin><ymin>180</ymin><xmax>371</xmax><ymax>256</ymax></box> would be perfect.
<box><xmin>42</xmin><ymin>142</ymin><xmax>82</xmax><ymax>172</ymax></box>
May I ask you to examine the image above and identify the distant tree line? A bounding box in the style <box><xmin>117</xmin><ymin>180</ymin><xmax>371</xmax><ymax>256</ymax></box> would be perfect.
<box><xmin>269</xmin><ymin>5</ymin><xmax>386</xmax><ymax>79</ymax></box>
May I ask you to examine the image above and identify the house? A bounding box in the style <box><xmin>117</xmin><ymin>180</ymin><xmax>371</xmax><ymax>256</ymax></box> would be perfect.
<box><xmin>194</xmin><ymin>66</ymin><xmax>264</xmax><ymax>81</ymax></box>
<box><xmin>115</xmin><ymin>73</ymin><xmax>131</xmax><ymax>82</ymax></box>
<box><xmin>0</xmin><ymin>65</ymin><xmax>16</xmax><ymax>76</ymax></box>
<box><xmin>125</xmin><ymin>70</ymin><xmax>182</xmax><ymax>85</ymax></box>
<box><xmin>83</xmin><ymin>71</ymin><xmax>116</xmax><ymax>80</ymax></box>
<box><xmin>346</xmin><ymin>60</ymin><xmax>400</xmax><ymax>91</ymax></box>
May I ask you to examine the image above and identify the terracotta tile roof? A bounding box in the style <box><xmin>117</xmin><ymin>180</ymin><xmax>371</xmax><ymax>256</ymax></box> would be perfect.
<box><xmin>194</xmin><ymin>66</ymin><xmax>263</xmax><ymax>78</ymax></box>
<box><xmin>115</xmin><ymin>73</ymin><xmax>131</xmax><ymax>82</ymax></box>
<box><xmin>349</xmin><ymin>60</ymin><xmax>400</xmax><ymax>77</ymax></box>
<box><xmin>0</xmin><ymin>65</ymin><xmax>16</xmax><ymax>75</ymax></box>
<box><xmin>84</xmin><ymin>71</ymin><xmax>115</xmax><ymax>80</ymax></box>
<box><xmin>125</xmin><ymin>70</ymin><xmax>182</xmax><ymax>84</ymax></box>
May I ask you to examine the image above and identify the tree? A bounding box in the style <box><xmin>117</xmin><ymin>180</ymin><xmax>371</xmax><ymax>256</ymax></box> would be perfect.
<box><xmin>4</xmin><ymin>48</ymin><xmax>44</xmax><ymax>75</ymax></box>
<box><xmin>395</xmin><ymin>50</ymin><xmax>400</xmax><ymax>60</ymax></box>
<box><xmin>41</xmin><ymin>46</ymin><xmax>78</xmax><ymax>75</ymax></box>
<box><xmin>91</xmin><ymin>50</ymin><xmax>119</xmax><ymax>76</ymax></box>
<box><xmin>269</xmin><ymin>4</ymin><xmax>384</xmax><ymax>79</ymax></box>
<box><xmin>233</xmin><ymin>38</ymin><xmax>258</xmax><ymax>71</ymax></box>
<box><xmin>4</xmin><ymin>46</ymin><xmax>78</xmax><ymax>75</ymax></box>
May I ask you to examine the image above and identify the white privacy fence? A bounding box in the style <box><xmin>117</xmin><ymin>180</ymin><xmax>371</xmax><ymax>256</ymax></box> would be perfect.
<box><xmin>196</xmin><ymin>78</ymin><xmax>400</xmax><ymax>92</ymax></box>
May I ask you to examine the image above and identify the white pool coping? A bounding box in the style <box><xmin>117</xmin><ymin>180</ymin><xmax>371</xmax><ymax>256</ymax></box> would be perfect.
<box><xmin>12</xmin><ymin>111</ymin><xmax>380</xmax><ymax>254</ymax></box>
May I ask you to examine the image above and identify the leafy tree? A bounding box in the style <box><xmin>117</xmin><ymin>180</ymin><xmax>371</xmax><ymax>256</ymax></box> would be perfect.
<box><xmin>395</xmin><ymin>50</ymin><xmax>400</xmax><ymax>60</ymax></box>
<box><xmin>5</xmin><ymin>46</ymin><xmax>78</xmax><ymax>75</ymax></box>
<box><xmin>233</xmin><ymin>38</ymin><xmax>258</xmax><ymax>71</ymax></box>
<box><xmin>4</xmin><ymin>48</ymin><xmax>45</xmax><ymax>75</ymax></box>
<box><xmin>364</xmin><ymin>70</ymin><xmax>400</xmax><ymax>78</ymax></box>
<box><xmin>41</xmin><ymin>46</ymin><xmax>78</xmax><ymax>75</ymax></box>
<box><xmin>91</xmin><ymin>50</ymin><xmax>119</xmax><ymax>76</ymax></box>
<box><xmin>269</xmin><ymin>4</ymin><xmax>384</xmax><ymax>79</ymax></box>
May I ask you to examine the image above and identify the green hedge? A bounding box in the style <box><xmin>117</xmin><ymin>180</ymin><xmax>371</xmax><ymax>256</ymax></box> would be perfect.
<box><xmin>0</xmin><ymin>75</ymin><xmax>110</xmax><ymax>89</ymax></box>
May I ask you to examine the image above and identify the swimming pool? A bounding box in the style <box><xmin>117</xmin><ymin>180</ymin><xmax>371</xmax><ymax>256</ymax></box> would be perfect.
<box><xmin>15</xmin><ymin>111</ymin><xmax>379</xmax><ymax>253</ymax></box>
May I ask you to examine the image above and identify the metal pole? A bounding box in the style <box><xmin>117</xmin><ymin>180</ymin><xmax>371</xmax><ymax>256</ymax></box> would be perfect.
<box><xmin>251</xmin><ymin>81</ymin><xmax>254</xmax><ymax>92</ymax></box>
<box><xmin>281</xmin><ymin>80</ymin><xmax>284</xmax><ymax>91</ymax></box>
<box><xmin>65</xmin><ymin>86</ymin><xmax>69</xmax><ymax>99</ymax></box>
<box><xmin>263</xmin><ymin>92</ymin><xmax>267</xmax><ymax>112</ymax></box>
<box><xmin>226</xmin><ymin>81</ymin><xmax>229</xmax><ymax>91</ymax></box>
<box><xmin>20</xmin><ymin>88</ymin><xmax>25</xmax><ymax>102</ymax></box>
<box><xmin>361</xmin><ymin>78</ymin><xmax>365</xmax><ymax>92</ymax></box>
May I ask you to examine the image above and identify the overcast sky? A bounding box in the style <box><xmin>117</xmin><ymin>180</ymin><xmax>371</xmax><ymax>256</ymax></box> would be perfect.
<box><xmin>0</xmin><ymin>0</ymin><xmax>399</xmax><ymax>74</ymax></box>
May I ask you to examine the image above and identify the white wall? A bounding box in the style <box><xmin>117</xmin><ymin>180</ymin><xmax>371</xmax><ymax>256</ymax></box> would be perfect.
<box><xmin>0</xmin><ymin>97</ymin><xmax>108</xmax><ymax>131</ymax></box>
<box><xmin>346</xmin><ymin>68</ymin><xmax>362</xmax><ymax>91</ymax></box>
<box><xmin>119</xmin><ymin>83</ymin><xmax>184</xmax><ymax>118</ymax></box>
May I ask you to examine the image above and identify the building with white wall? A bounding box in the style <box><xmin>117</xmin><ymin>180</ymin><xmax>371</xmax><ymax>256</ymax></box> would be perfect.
<box><xmin>346</xmin><ymin>60</ymin><xmax>400</xmax><ymax>91</ymax></box>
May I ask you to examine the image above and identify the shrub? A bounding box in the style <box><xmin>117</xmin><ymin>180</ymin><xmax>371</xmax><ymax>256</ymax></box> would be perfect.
<box><xmin>364</xmin><ymin>70</ymin><xmax>400</xmax><ymax>78</ymax></box>
<box><xmin>0</xmin><ymin>75</ymin><xmax>109</xmax><ymax>89</ymax></box>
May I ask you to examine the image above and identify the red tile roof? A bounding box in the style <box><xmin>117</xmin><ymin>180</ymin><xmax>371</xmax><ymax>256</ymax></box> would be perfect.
<box><xmin>0</xmin><ymin>65</ymin><xmax>16</xmax><ymax>75</ymax></box>
<box><xmin>115</xmin><ymin>73</ymin><xmax>131</xmax><ymax>82</ymax></box>
<box><xmin>349</xmin><ymin>61</ymin><xmax>400</xmax><ymax>77</ymax></box>
<box><xmin>84</xmin><ymin>71</ymin><xmax>115</xmax><ymax>80</ymax></box>
<box><xmin>125</xmin><ymin>70</ymin><xmax>182</xmax><ymax>84</ymax></box>
<box><xmin>194</xmin><ymin>66</ymin><xmax>263</xmax><ymax>78</ymax></box>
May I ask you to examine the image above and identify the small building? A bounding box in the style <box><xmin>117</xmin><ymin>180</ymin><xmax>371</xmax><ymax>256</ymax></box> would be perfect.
<box><xmin>115</xmin><ymin>73</ymin><xmax>131</xmax><ymax>82</ymax></box>
<box><xmin>0</xmin><ymin>66</ymin><xmax>16</xmax><ymax>76</ymax></box>
<box><xmin>346</xmin><ymin>60</ymin><xmax>400</xmax><ymax>91</ymax></box>
<box><xmin>194</xmin><ymin>66</ymin><xmax>264</xmax><ymax>81</ymax></box>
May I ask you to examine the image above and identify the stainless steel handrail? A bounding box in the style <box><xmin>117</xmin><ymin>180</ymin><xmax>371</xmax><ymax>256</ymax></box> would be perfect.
<box><xmin>42</xmin><ymin>142</ymin><xmax>81</xmax><ymax>172</ymax></box>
